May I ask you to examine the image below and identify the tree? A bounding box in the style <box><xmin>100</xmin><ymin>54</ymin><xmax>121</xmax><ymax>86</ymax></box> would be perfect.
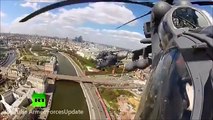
<box><xmin>52</xmin><ymin>42</ymin><xmax>57</xmax><ymax>47</ymax></box>
<box><xmin>31</xmin><ymin>44</ymin><xmax>42</xmax><ymax>51</ymax></box>
<box><xmin>16</xmin><ymin>60</ymin><xmax>21</xmax><ymax>64</ymax></box>
<box><xmin>25</xmin><ymin>43</ymin><xmax>32</xmax><ymax>48</ymax></box>
<box><xmin>22</xmin><ymin>56</ymin><xmax>27</xmax><ymax>60</ymax></box>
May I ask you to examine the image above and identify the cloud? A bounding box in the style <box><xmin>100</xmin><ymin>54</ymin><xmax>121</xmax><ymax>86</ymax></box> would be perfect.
<box><xmin>2</xmin><ymin>2</ymin><xmax>143</xmax><ymax>49</ymax></box>
<box><xmin>5</xmin><ymin>20</ymin><xmax>144</xmax><ymax>49</ymax></box>
<box><xmin>54</xmin><ymin>2</ymin><xmax>137</xmax><ymax>26</ymax></box>
<box><xmin>69</xmin><ymin>27</ymin><xmax>145</xmax><ymax>49</ymax></box>
<box><xmin>19</xmin><ymin>2</ymin><xmax>137</xmax><ymax>26</ymax></box>
<box><xmin>20</xmin><ymin>1</ymin><xmax>39</xmax><ymax>10</ymax></box>
<box><xmin>3</xmin><ymin>21</ymin><xmax>144</xmax><ymax>49</ymax></box>
<box><xmin>0</xmin><ymin>11</ymin><xmax>6</xmax><ymax>18</ymax></box>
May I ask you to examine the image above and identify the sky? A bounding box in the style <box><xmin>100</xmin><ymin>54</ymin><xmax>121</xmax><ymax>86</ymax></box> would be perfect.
<box><xmin>0</xmin><ymin>0</ymin><xmax>212</xmax><ymax>50</ymax></box>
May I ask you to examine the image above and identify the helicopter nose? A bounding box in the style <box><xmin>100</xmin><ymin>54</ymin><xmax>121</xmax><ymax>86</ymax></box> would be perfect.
<box><xmin>125</xmin><ymin>59</ymin><xmax>151</xmax><ymax>71</ymax></box>
<box><xmin>136</xmin><ymin>58</ymin><xmax>150</xmax><ymax>69</ymax></box>
<box><xmin>125</xmin><ymin>61</ymin><xmax>136</xmax><ymax>71</ymax></box>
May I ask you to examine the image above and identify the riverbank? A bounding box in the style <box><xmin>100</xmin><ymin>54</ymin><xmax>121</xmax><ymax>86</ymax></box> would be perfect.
<box><xmin>59</xmin><ymin>52</ymin><xmax>82</xmax><ymax>76</ymax></box>
<box><xmin>59</xmin><ymin>52</ymin><xmax>95</xmax><ymax>119</ymax></box>
<box><xmin>59</xmin><ymin>52</ymin><xmax>111</xmax><ymax>120</ymax></box>
<box><xmin>47</xmin><ymin>52</ymin><xmax>89</xmax><ymax>120</ymax></box>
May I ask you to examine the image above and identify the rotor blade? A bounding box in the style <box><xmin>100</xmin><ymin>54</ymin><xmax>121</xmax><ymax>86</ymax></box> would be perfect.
<box><xmin>19</xmin><ymin>0</ymin><xmax>154</xmax><ymax>22</ymax></box>
<box><xmin>116</xmin><ymin>11</ymin><xmax>151</xmax><ymax>29</ymax></box>
<box><xmin>191</xmin><ymin>1</ymin><xmax>213</xmax><ymax>5</ymax></box>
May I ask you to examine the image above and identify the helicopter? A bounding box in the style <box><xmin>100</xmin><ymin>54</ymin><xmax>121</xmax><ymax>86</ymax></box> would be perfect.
<box><xmin>19</xmin><ymin>0</ymin><xmax>213</xmax><ymax>120</ymax></box>
<box><xmin>95</xmin><ymin>47</ymin><xmax>151</xmax><ymax>71</ymax></box>
<box><xmin>96</xmin><ymin>50</ymin><xmax>128</xmax><ymax>69</ymax></box>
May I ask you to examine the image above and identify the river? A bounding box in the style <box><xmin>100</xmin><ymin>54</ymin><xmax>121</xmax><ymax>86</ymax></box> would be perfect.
<box><xmin>47</xmin><ymin>53</ymin><xmax>89</xmax><ymax>120</ymax></box>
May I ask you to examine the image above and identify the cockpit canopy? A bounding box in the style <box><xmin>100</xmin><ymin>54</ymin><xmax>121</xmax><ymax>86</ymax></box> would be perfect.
<box><xmin>172</xmin><ymin>7</ymin><xmax>209</xmax><ymax>29</ymax></box>
<box><xmin>158</xmin><ymin>6</ymin><xmax>212</xmax><ymax>49</ymax></box>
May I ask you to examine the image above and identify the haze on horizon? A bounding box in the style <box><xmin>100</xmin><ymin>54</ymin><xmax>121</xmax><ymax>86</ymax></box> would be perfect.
<box><xmin>0</xmin><ymin>0</ymin><xmax>212</xmax><ymax>50</ymax></box>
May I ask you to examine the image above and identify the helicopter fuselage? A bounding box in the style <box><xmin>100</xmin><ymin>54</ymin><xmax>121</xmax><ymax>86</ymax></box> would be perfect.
<box><xmin>135</xmin><ymin>3</ymin><xmax>213</xmax><ymax>120</ymax></box>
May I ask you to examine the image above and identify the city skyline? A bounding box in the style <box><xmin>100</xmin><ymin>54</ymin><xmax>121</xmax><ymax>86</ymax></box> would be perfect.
<box><xmin>0</xmin><ymin>0</ymin><xmax>213</xmax><ymax>50</ymax></box>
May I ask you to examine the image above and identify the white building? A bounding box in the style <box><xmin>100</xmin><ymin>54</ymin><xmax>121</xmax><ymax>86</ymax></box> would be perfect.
<box><xmin>0</xmin><ymin>89</ymin><xmax>34</xmax><ymax>116</ymax></box>
<box><xmin>27</xmin><ymin>75</ymin><xmax>47</xmax><ymax>93</ymax></box>
<box><xmin>44</xmin><ymin>56</ymin><xmax>56</xmax><ymax>73</ymax></box>
<box><xmin>76</xmin><ymin>51</ymin><xmax>85</xmax><ymax>58</ymax></box>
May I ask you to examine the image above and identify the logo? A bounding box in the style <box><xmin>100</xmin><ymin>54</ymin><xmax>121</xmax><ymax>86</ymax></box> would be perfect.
<box><xmin>32</xmin><ymin>92</ymin><xmax>46</xmax><ymax>107</ymax></box>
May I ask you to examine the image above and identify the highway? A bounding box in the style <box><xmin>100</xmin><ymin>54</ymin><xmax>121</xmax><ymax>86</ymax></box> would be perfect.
<box><xmin>1</xmin><ymin>50</ymin><xmax>17</xmax><ymax>67</ymax></box>
<box><xmin>84</xmin><ymin>83</ymin><xmax>107</xmax><ymax>119</ymax></box>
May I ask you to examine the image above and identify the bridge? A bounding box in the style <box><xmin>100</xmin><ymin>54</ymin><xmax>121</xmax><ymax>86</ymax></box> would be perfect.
<box><xmin>1</xmin><ymin>71</ymin><xmax>144</xmax><ymax>88</ymax></box>
<box><xmin>47</xmin><ymin>74</ymin><xmax>143</xmax><ymax>88</ymax></box>
<box><xmin>48</xmin><ymin>73</ymin><xmax>131</xmax><ymax>84</ymax></box>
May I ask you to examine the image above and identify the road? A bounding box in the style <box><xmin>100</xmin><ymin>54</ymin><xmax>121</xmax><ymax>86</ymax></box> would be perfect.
<box><xmin>2</xmin><ymin>50</ymin><xmax>17</xmax><ymax>67</ymax></box>
<box><xmin>84</xmin><ymin>83</ymin><xmax>107</xmax><ymax>119</ymax></box>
